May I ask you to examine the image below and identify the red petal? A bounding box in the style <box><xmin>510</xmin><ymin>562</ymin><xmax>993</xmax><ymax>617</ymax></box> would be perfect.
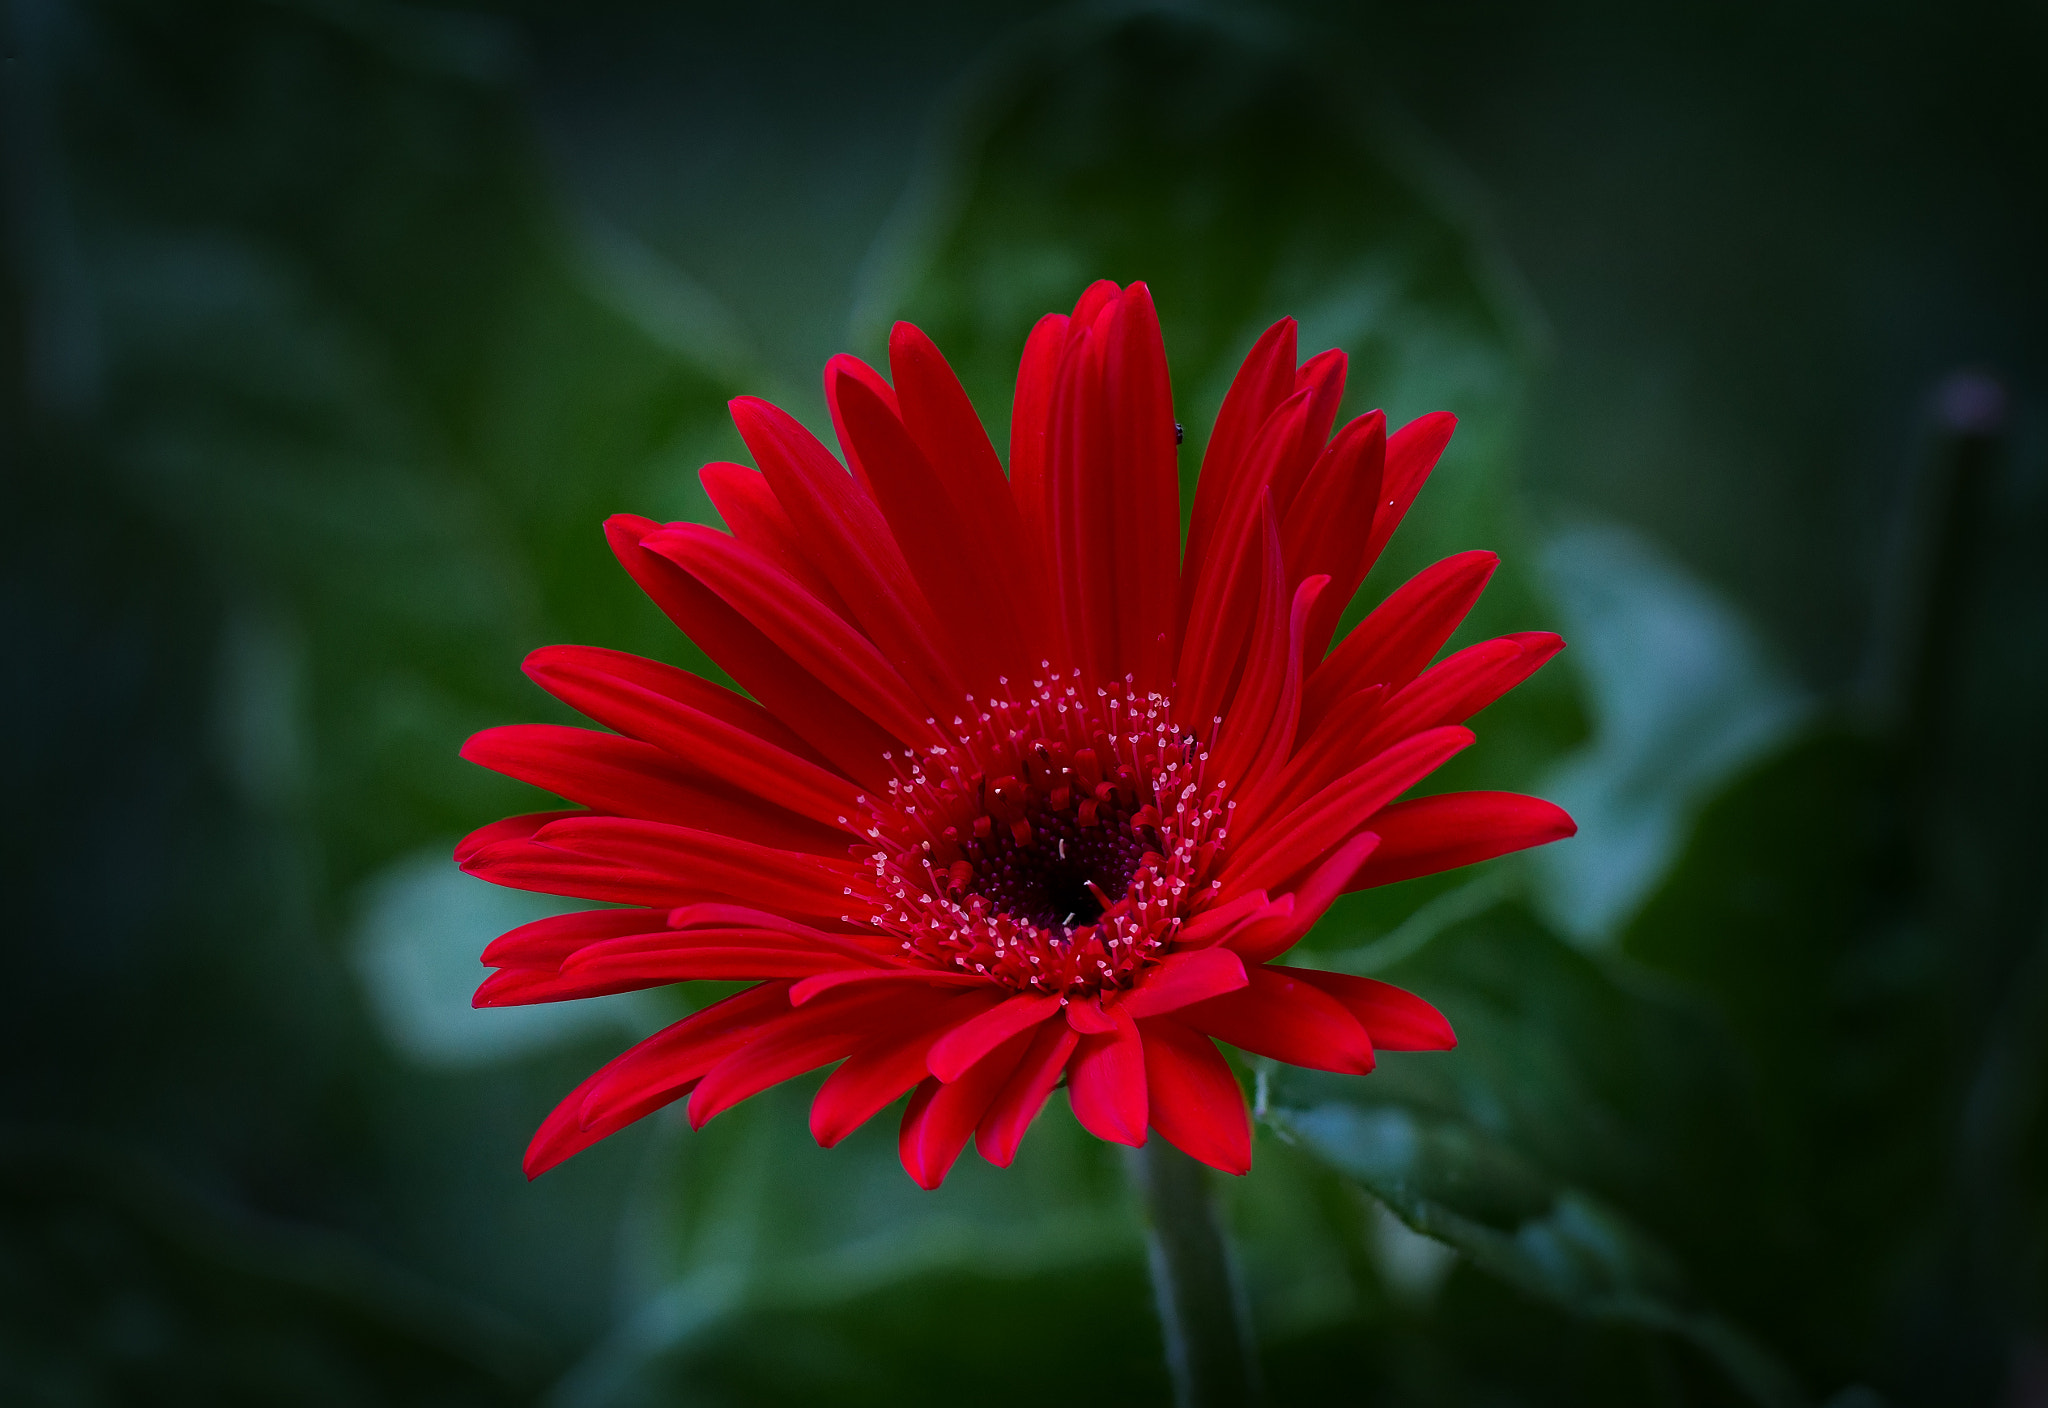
<box><xmin>927</xmin><ymin>992</ymin><xmax>1064</xmax><ymax>1082</ymax></box>
<box><xmin>831</xmin><ymin>366</ymin><xmax>1017</xmax><ymax>690</ymax></box>
<box><xmin>1177</xmin><ymin>391</ymin><xmax>1317</xmax><ymax>727</ymax></box>
<box><xmin>1183</xmin><ymin>317</ymin><xmax>1298</xmax><ymax>620</ymax></box>
<box><xmin>819</xmin><ymin>352</ymin><xmax>898</xmax><ymax>500</ymax></box>
<box><xmin>644</xmin><ymin>523</ymin><xmax>939</xmax><ymax>747</ymax></box>
<box><xmin>1281</xmin><ymin>411</ymin><xmax>1388</xmax><ymax>662</ymax></box>
<box><xmin>788</xmin><ymin>967</ymin><xmax>987</xmax><ymax>1005</ymax></box>
<box><xmin>898</xmin><ymin>1030</ymin><xmax>1034</xmax><ymax>1189</ymax></box>
<box><xmin>1009</xmin><ymin>311</ymin><xmax>1069</xmax><ymax>613</ymax></box>
<box><xmin>1226</xmin><ymin>830</ymin><xmax>1380</xmax><ymax>965</ymax></box>
<box><xmin>460</xmin><ymin>837</ymin><xmax>709</xmax><ymax>909</ymax></box>
<box><xmin>1346</xmin><ymin>790</ymin><xmax>1577</xmax><ymax>890</ymax></box>
<box><xmin>461</xmin><ymin>724</ymin><xmax>843</xmax><ymax>853</ymax></box>
<box><xmin>1359</xmin><ymin>411</ymin><xmax>1457</xmax><ymax>573</ymax></box>
<box><xmin>479</xmin><ymin>907</ymin><xmax>664</xmax><ymax>972</ymax></box>
<box><xmin>523</xmin><ymin>981</ymin><xmax>793</xmax><ymax>1178</ymax></box>
<box><xmin>1222</xmin><ymin>725</ymin><xmax>1473</xmax><ymax>895</ymax></box>
<box><xmin>811</xmin><ymin>990</ymin><xmax>998</xmax><ymax>1147</ymax></box>
<box><xmin>1102</xmin><ymin>284</ymin><xmax>1182</xmax><ymax>691</ymax></box>
<box><xmin>523</xmin><ymin>642</ymin><xmax>829</xmax><ymax>766</ymax></box>
<box><xmin>1337</xmin><ymin>632</ymin><xmax>1564</xmax><ymax>768</ymax></box>
<box><xmin>454</xmin><ymin>809</ymin><xmax>581</xmax><ymax>865</ymax></box>
<box><xmin>974</xmin><ymin>1020</ymin><xmax>1080</xmax><ymax>1167</ymax></box>
<box><xmin>699</xmin><ymin>461</ymin><xmax>855</xmax><ymax>618</ymax></box>
<box><xmin>1068</xmin><ymin>1006</ymin><xmax>1148</xmax><ymax>1146</ymax></box>
<box><xmin>1046</xmin><ymin>286</ymin><xmax>1181</xmax><ymax>690</ymax></box>
<box><xmin>729</xmin><ymin>396</ymin><xmax>966</xmax><ymax>717</ymax></box>
<box><xmin>889</xmin><ymin>321</ymin><xmax>1049</xmax><ymax>672</ymax></box>
<box><xmin>523</xmin><ymin>647</ymin><xmax>862</xmax><ymax>835</ymax></box>
<box><xmin>1139</xmin><ymin>1017</ymin><xmax>1251</xmax><ymax>1175</ymax></box>
<box><xmin>1174</xmin><ymin>889</ymin><xmax>1276</xmax><ymax>950</ymax></box>
<box><xmin>1123</xmin><ymin>947</ymin><xmax>1248</xmax><ymax>1019</ymax></box>
<box><xmin>1272</xmin><ymin>348</ymin><xmax>1347</xmax><ymax>514</ymax></box>
<box><xmin>603</xmin><ymin>515</ymin><xmax>899</xmax><ymax>787</ymax></box>
<box><xmin>467</xmin><ymin>815</ymin><xmax>857</xmax><ymax>919</ymax></box>
<box><xmin>1301</xmin><ymin>549</ymin><xmax>1499</xmax><ymax>738</ymax></box>
<box><xmin>687</xmin><ymin>981</ymin><xmax>955</xmax><ymax>1128</ymax></box>
<box><xmin>1177</xmin><ymin>964</ymin><xmax>1375</xmax><ymax>1074</ymax></box>
<box><xmin>1284</xmin><ymin>968</ymin><xmax>1456</xmax><ymax>1050</ymax></box>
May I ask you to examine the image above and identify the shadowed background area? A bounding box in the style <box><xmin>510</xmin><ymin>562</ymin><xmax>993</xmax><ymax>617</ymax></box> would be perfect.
<box><xmin>5</xmin><ymin>2</ymin><xmax>2046</xmax><ymax>1404</ymax></box>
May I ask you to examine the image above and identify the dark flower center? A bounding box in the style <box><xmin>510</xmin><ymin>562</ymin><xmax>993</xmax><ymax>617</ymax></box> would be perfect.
<box><xmin>960</xmin><ymin>791</ymin><xmax>1153</xmax><ymax>938</ymax></box>
<box><xmin>849</xmin><ymin>670</ymin><xmax>1231</xmax><ymax>996</ymax></box>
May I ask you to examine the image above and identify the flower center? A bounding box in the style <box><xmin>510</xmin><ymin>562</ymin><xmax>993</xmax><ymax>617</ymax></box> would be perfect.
<box><xmin>845</xmin><ymin>670</ymin><xmax>1232</xmax><ymax>997</ymax></box>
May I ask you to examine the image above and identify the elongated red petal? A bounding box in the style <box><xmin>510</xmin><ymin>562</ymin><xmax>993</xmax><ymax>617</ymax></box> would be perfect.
<box><xmin>699</xmin><ymin>460</ymin><xmax>855</xmax><ymax>619</ymax></box>
<box><xmin>478</xmin><ymin>906</ymin><xmax>663</xmax><ymax>972</ymax></box>
<box><xmin>524</xmin><ymin>981</ymin><xmax>793</xmax><ymax>1178</ymax></box>
<box><xmin>1177</xmin><ymin>391</ymin><xmax>1316</xmax><ymax>727</ymax></box>
<box><xmin>975</xmin><ymin>1019</ymin><xmax>1080</xmax><ymax>1167</ymax></box>
<box><xmin>461</xmin><ymin>724</ymin><xmax>843</xmax><ymax>853</ymax></box>
<box><xmin>928</xmin><ymin>992</ymin><xmax>1064</xmax><ymax>1082</ymax></box>
<box><xmin>604</xmin><ymin>515</ymin><xmax>900</xmax><ymax>786</ymax></box>
<box><xmin>1123</xmin><ymin>947</ymin><xmax>1248</xmax><ymax>1019</ymax></box>
<box><xmin>1347</xmin><ymin>790</ymin><xmax>1577</xmax><ymax>890</ymax></box>
<box><xmin>1285</xmin><ymin>968</ymin><xmax>1456</xmax><ymax>1050</ymax></box>
<box><xmin>788</xmin><ymin>967</ymin><xmax>986</xmax><ymax>1005</ymax></box>
<box><xmin>468</xmin><ymin>815</ymin><xmax>857</xmax><ymax>920</ymax></box>
<box><xmin>730</xmin><ymin>395</ymin><xmax>966</xmax><ymax>716</ymax></box>
<box><xmin>1359</xmin><ymin>411</ymin><xmax>1457</xmax><ymax>572</ymax></box>
<box><xmin>1282</xmin><ymin>411</ymin><xmax>1388</xmax><ymax>662</ymax></box>
<box><xmin>645</xmin><ymin>523</ymin><xmax>939</xmax><ymax>748</ymax></box>
<box><xmin>820</xmin><ymin>352</ymin><xmax>899</xmax><ymax>500</ymax></box>
<box><xmin>1010</xmin><ymin>312</ymin><xmax>1068</xmax><ymax>582</ymax></box>
<box><xmin>455</xmin><ymin>809</ymin><xmax>581</xmax><ymax>865</ymax></box>
<box><xmin>1301</xmin><ymin>548</ymin><xmax>1499</xmax><ymax>737</ymax></box>
<box><xmin>1272</xmin><ymin>347</ymin><xmax>1346</xmax><ymax>514</ymax></box>
<box><xmin>811</xmin><ymin>990</ymin><xmax>998</xmax><ymax>1147</ymax></box>
<box><xmin>1183</xmin><ymin>317</ymin><xmax>1298</xmax><ymax>619</ymax></box>
<box><xmin>1225</xmin><ymin>830</ymin><xmax>1379</xmax><ymax>965</ymax></box>
<box><xmin>1223</xmin><ymin>726</ymin><xmax>1473</xmax><ymax>895</ymax></box>
<box><xmin>1177</xmin><ymin>964</ymin><xmax>1375</xmax><ymax>1074</ymax></box>
<box><xmin>524</xmin><ymin>642</ymin><xmax>828</xmax><ymax>764</ymax></box>
<box><xmin>523</xmin><ymin>647</ymin><xmax>862</xmax><ymax>834</ymax></box>
<box><xmin>1068</xmin><ymin>1006</ymin><xmax>1147</xmax><ymax>1146</ymax></box>
<box><xmin>687</xmin><ymin>982</ymin><xmax>955</xmax><ymax>1129</ymax></box>
<box><xmin>1102</xmin><ymin>284</ymin><xmax>1182</xmax><ymax>691</ymax></box>
<box><xmin>890</xmin><ymin>321</ymin><xmax>1048</xmax><ymax>671</ymax></box>
<box><xmin>833</xmin><ymin>368</ymin><xmax>1016</xmax><ymax>690</ymax></box>
<box><xmin>1207</xmin><ymin>500</ymin><xmax>1308</xmax><ymax>795</ymax></box>
<box><xmin>898</xmin><ymin>1029</ymin><xmax>1034</xmax><ymax>1189</ymax></box>
<box><xmin>1140</xmin><ymin>1017</ymin><xmax>1251</xmax><ymax>1174</ymax></box>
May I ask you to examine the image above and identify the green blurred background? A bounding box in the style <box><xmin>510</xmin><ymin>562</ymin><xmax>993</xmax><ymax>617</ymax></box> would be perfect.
<box><xmin>6</xmin><ymin>2</ymin><xmax>2045</xmax><ymax>1404</ymax></box>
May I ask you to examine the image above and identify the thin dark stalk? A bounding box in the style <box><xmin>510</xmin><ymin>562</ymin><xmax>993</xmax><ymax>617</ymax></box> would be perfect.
<box><xmin>1131</xmin><ymin>1141</ymin><xmax>1260</xmax><ymax>1408</ymax></box>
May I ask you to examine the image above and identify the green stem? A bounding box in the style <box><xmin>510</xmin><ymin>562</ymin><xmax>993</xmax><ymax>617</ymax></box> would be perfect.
<box><xmin>1131</xmin><ymin>1141</ymin><xmax>1260</xmax><ymax>1408</ymax></box>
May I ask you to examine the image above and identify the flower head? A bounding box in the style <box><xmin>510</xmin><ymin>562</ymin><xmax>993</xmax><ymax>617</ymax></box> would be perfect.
<box><xmin>459</xmin><ymin>280</ymin><xmax>1574</xmax><ymax>1187</ymax></box>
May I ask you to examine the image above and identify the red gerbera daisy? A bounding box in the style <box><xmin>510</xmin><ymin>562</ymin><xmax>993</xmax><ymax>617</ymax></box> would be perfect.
<box><xmin>458</xmin><ymin>280</ymin><xmax>1574</xmax><ymax>1189</ymax></box>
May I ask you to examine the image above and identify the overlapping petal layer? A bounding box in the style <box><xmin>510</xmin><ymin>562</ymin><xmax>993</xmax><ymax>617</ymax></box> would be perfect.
<box><xmin>459</xmin><ymin>282</ymin><xmax>1574</xmax><ymax>1186</ymax></box>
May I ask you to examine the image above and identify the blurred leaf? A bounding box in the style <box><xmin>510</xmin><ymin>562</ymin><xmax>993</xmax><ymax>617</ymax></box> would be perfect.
<box><xmin>1264</xmin><ymin>900</ymin><xmax>1805</xmax><ymax>1407</ymax></box>
<box><xmin>1531</xmin><ymin>521</ymin><xmax>1812</xmax><ymax>944</ymax></box>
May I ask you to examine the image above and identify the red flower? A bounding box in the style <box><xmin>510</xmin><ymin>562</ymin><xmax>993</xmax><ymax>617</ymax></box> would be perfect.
<box><xmin>459</xmin><ymin>280</ymin><xmax>1574</xmax><ymax>1188</ymax></box>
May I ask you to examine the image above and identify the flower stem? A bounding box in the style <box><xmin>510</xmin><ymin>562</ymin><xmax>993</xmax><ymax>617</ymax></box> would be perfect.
<box><xmin>1132</xmin><ymin>1141</ymin><xmax>1260</xmax><ymax>1408</ymax></box>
